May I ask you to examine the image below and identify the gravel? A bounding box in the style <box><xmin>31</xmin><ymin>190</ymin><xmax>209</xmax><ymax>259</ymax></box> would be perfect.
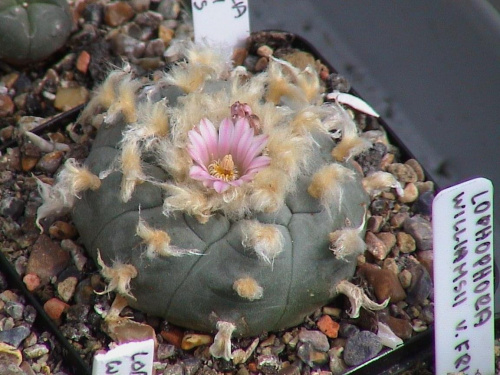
<box><xmin>0</xmin><ymin>0</ymin><xmax>450</xmax><ymax>374</ymax></box>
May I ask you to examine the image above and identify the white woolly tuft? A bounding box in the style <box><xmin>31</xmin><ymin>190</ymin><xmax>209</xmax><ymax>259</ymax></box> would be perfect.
<box><xmin>329</xmin><ymin>212</ymin><xmax>367</xmax><ymax>260</ymax></box>
<box><xmin>362</xmin><ymin>171</ymin><xmax>404</xmax><ymax>197</ymax></box>
<box><xmin>241</xmin><ymin>220</ymin><xmax>285</xmax><ymax>265</ymax></box>
<box><xmin>35</xmin><ymin>158</ymin><xmax>101</xmax><ymax>231</ymax></box>
<box><xmin>162</xmin><ymin>184</ymin><xmax>214</xmax><ymax>224</ymax></box>
<box><xmin>119</xmin><ymin>137</ymin><xmax>145</xmax><ymax>202</ymax></box>
<box><xmin>96</xmin><ymin>250</ymin><xmax>138</xmax><ymax>300</ymax></box>
<box><xmin>233</xmin><ymin>277</ymin><xmax>264</xmax><ymax>301</ymax></box>
<box><xmin>136</xmin><ymin>216</ymin><xmax>201</xmax><ymax>258</ymax></box>
<box><xmin>249</xmin><ymin>168</ymin><xmax>290</xmax><ymax>214</ymax></box>
<box><xmin>307</xmin><ymin>164</ymin><xmax>356</xmax><ymax>212</ymax></box>
<box><xmin>209</xmin><ymin>321</ymin><xmax>235</xmax><ymax>360</ymax></box>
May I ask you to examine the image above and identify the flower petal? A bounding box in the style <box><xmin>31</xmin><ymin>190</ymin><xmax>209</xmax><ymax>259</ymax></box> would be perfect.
<box><xmin>189</xmin><ymin>165</ymin><xmax>212</xmax><ymax>181</ymax></box>
<box><xmin>188</xmin><ymin>129</ymin><xmax>210</xmax><ymax>166</ymax></box>
<box><xmin>241</xmin><ymin>134</ymin><xmax>269</xmax><ymax>170</ymax></box>
<box><xmin>244</xmin><ymin>155</ymin><xmax>271</xmax><ymax>174</ymax></box>
<box><xmin>218</xmin><ymin>118</ymin><xmax>234</xmax><ymax>158</ymax></box>
<box><xmin>234</xmin><ymin>121</ymin><xmax>255</xmax><ymax>165</ymax></box>
<box><xmin>198</xmin><ymin>118</ymin><xmax>218</xmax><ymax>159</ymax></box>
<box><xmin>213</xmin><ymin>180</ymin><xmax>230</xmax><ymax>193</ymax></box>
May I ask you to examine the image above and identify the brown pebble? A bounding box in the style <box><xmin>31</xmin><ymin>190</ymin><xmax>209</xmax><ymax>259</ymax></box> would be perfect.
<box><xmin>36</xmin><ymin>150</ymin><xmax>64</xmax><ymax>174</ymax></box>
<box><xmin>21</xmin><ymin>156</ymin><xmax>39</xmax><ymax>172</ymax></box>
<box><xmin>104</xmin><ymin>1</ymin><xmax>135</xmax><ymax>27</ymax></box>
<box><xmin>359</xmin><ymin>264</ymin><xmax>406</xmax><ymax>303</ymax></box>
<box><xmin>390</xmin><ymin>212</ymin><xmax>409</xmax><ymax>229</ymax></box>
<box><xmin>54</xmin><ymin>86</ymin><xmax>90</xmax><ymax>111</ymax></box>
<box><xmin>57</xmin><ymin>276</ymin><xmax>78</xmax><ymax>302</ymax></box>
<box><xmin>376</xmin><ymin>232</ymin><xmax>396</xmax><ymax>252</ymax></box>
<box><xmin>403</xmin><ymin>216</ymin><xmax>433</xmax><ymax>251</ymax></box>
<box><xmin>365</xmin><ymin>231</ymin><xmax>390</xmax><ymax>260</ymax></box>
<box><xmin>382</xmin><ymin>257</ymin><xmax>399</xmax><ymax>275</ymax></box>
<box><xmin>381</xmin><ymin>315</ymin><xmax>413</xmax><ymax>340</ymax></box>
<box><xmin>405</xmin><ymin>159</ymin><xmax>425</xmax><ymax>181</ymax></box>
<box><xmin>255</xmin><ymin>56</ymin><xmax>269</xmax><ymax>72</ymax></box>
<box><xmin>398</xmin><ymin>182</ymin><xmax>419</xmax><ymax>203</ymax></box>
<box><xmin>76</xmin><ymin>51</ymin><xmax>91</xmax><ymax>74</ymax></box>
<box><xmin>106</xmin><ymin>318</ymin><xmax>157</xmax><ymax>345</ymax></box>
<box><xmin>379</xmin><ymin>153</ymin><xmax>395</xmax><ymax>169</ymax></box>
<box><xmin>398</xmin><ymin>269</ymin><xmax>412</xmax><ymax>288</ymax></box>
<box><xmin>415</xmin><ymin>181</ymin><xmax>434</xmax><ymax>194</ymax></box>
<box><xmin>181</xmin><ymin>333</ymin><xmax>213</xmax><ymax>350</ymax></box>
<box><xmin>232</xmin><ymin>47</ymin><xmax>248</xmax><ymax>67</ymax></box>
<box><xmin>158</xmin><ymin>24</ymin><xmax>175</xmax><ymax>46</ymax></box>
<box><xmin>44</xmin><ymin>298</ymin><xmax>69</xmax><ymax>321</ymax></box>
<box><xmin>23</xmin><ymin>273</ymin><xmax>41</xmax><ymax>292</ymax></box>
<box><xmin>366</xmin><ymin>215</ymin><xmax>384</xmax><ymax>233</ymax></box>
<box><xmin>386</xmin><ymin>163</ymin><xmax>417</xmax><ymax>183</ymax></box>
<box><xmin>26</xmin><ymin>235</ymin><xmax>70</xmax><ymax>285</ymax></box>
<box><xmin>2</xmin><ymin>72</ymin><xmax>19</xmax><ymax>89</ymax></box>
<box><xmin>49</xmin><ymin>221</ymin><xmax>78</xmax><ymax>240</ymax></box>
<box><xmin>0</xmin><ymin>94</ymin><xmax>15</xmax><ymax>117</ymax></box>
<box><xmin>257</xmin><ymin>45</ymin><xmax>273</xmax><ymax>58</ymax></box>
<box><xmin>397</xmin><ymin>232</ymin><xmax>416</xmax><ymax>253</ymax></box>
<box><xmin>416</xmin><ymin>250</ymin><xmax>433</xmax><ymax>280</ymax></box>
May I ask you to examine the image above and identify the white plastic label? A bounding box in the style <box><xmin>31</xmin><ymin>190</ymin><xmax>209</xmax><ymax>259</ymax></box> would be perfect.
<box><xmin>433</xmin><ymin>177</ymin><xmax>494</xmax><ymax>375</ymax></box>
<box><xmin>191</xmin><ymin>0</ymin><xmax>250</xmax><ymax>48</ymax></box>
<box><xmin>92</xmin><ymin>339</ymin><xmax>154</xmax><ymax>375</ymax></box>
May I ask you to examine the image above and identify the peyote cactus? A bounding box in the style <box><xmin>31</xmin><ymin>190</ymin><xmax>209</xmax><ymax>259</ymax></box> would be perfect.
<box><xmin>0</xmin><ymin>0</ymin><xmax>72</xmax><ymax>64</ymax></box>
<box><xmin>37</xmin><ymin>42</ymin><xmax>381</xmax><ymax>353</ymax></box>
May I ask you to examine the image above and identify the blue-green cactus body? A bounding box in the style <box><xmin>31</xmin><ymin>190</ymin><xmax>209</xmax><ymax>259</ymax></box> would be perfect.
<box><xmin>71</xmin><ymin>50</ymin><xmax>370</xmax><ymax>337</ymax></box>
<box><xmin>0</xmin><ymin>0</ymin><xmax>72</xmax><ymax>64</ymax></box>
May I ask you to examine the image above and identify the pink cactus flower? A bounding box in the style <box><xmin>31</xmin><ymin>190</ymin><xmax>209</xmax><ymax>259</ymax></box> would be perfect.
<box><xmin>187</xmin><ymin>117</ymin><xmax>271</xmax><ymax>193</ymax></box>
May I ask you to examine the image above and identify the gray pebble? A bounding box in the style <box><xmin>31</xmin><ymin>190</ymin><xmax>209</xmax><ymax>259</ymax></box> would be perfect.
<box><xmin>0</xmin><ymin>325</ymin><xmax>30</xmax><ymax>347</ymax></box>
<box><xmin>339</xmin><ymin>322</ymin><xmax>359</xmax><ymax>338</ymax></box>
<box><xmin>5</xmin><ymin>301</ymin><xmax>24</xmax><ymax>320</ymax></box>
<box><xmin>0</xmin><ymin>196</ymin><xmax>25</xmax><ymax>220</ymax></box>
<box><xmin>298</xmin><ymin>329</ymin><xmax>329</xmax><ymax>352</ymax></box>
<box><xmin>278</xmin><ymin>364</ymin><xmax>301</xmax><ymax>375</ymax></box>
<box><xmin>343</xmin><ymin>331</ymin><xmax>383</xmax><ymax>367</ymax></box>
<box><xmin>163</xmin><ymin>364</ymin><xmax>183</xmax><ymax>375</ymax></box>
<box><xmin>257</xmin><ymin>354</ymin><xmax>280</xmax><ymax>373</ymax></box>
<box><xmin>297</xmin><ymin>342</ymin><xmax>329</xmax><ymax>367</ymax></box>
<box><xmin>412</xmin><ymin>191</ymin><xmax>434</xmax><ymax>216</ymax></box>
<box><xmin>182</xmin><ymin>357</ymin><xmax>201</xmax><ymax>375</ymax></box>
<box><xmin>157</xmin><ymin>343</ymin><xmax>177</xmax><ymax>360</ymax></box>
<box><xmin>135</xmin><ymin>11</ymin><xmax>164</xmax><ymax>28</ymax></box>
<box><xmin>406</xmin><ymin>263</ymin><xmax>432</xmax><ymax>305</ymax></box>
<box><xmin>403</xmin><ymin>216</ymin><xmax>433</xmax><ymax>251</ymax></box>
<box><xmin>23</xmin><ymin>343</ymin><xmax>49</xmax><ymax>359</ymax></box>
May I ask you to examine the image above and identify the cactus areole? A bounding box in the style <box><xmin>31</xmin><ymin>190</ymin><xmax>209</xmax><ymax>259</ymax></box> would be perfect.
<box><xmin>68</xmin><ymin>44</ymin><xmax>370</xmax><ymax>337</ymax></box>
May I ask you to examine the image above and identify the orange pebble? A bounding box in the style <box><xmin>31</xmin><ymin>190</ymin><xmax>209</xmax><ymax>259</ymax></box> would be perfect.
<box><xmin>160</xmin><ymin>327</ymin><xmax>184</xmax><ymax>348</ymax></box>
<box><xmin>317</xmin><ymin>315</ymin><xmax>340</xmax><ymax>339</ymax></box>
<box><xmin>23</xmin><ymin>273</ymin><xmax>41</xmax><ymax>292</ymax></box>
<box><xmin>44</xmin><ymin>297</ymin><xmax>69</xmax><ymax>321</ymax></box>
<box><xmin>76</xmin><ymin>51</ymin><xmax>91</xmax><ymax>74</ymax></box>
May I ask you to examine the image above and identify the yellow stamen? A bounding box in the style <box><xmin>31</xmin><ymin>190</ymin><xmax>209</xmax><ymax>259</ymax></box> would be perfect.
<box><xmin>208</xmin><ymin>154</ymin><xmax>239</xmax><ymax>181</ymax></box>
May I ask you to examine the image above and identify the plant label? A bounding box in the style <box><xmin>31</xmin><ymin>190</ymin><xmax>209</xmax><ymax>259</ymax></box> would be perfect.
<box><xmin>92</xmin><ymin>339</ymin><xmax>154</xmax><ymax>375</ymax></box>
<box><xmin>191</xmin><ymin>0</ymin><xmax>250</xmax><ymax>48</ymax></box>
<box><xmin>433</xmin><ymin>177</ymin><xmax>494</xmax><ymax>374</ymax></box>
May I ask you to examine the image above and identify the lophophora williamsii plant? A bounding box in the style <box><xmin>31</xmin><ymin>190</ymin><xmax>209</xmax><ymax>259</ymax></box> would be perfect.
<box><xmin>36</xmin><ymin>43</ymin><xmax>392</xmax><ymax>359</ymax></box>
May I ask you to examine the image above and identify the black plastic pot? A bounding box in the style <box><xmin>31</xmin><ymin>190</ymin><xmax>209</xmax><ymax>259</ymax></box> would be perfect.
<box><xmin>0</xmin><ymin>30</ymin><xmax>491</xmax><ymax>374</ymax></box>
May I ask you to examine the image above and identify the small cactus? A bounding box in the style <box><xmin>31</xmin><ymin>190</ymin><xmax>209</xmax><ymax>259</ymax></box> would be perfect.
<box><xmin>38</xmin><ymin>43</ymin><xmax>372</xmax><ymax>340</ymax></box>
<box><xmin>0</xmin><ymin>0</ymin><xmax>72</xmax><ymax>64</ymax></box>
